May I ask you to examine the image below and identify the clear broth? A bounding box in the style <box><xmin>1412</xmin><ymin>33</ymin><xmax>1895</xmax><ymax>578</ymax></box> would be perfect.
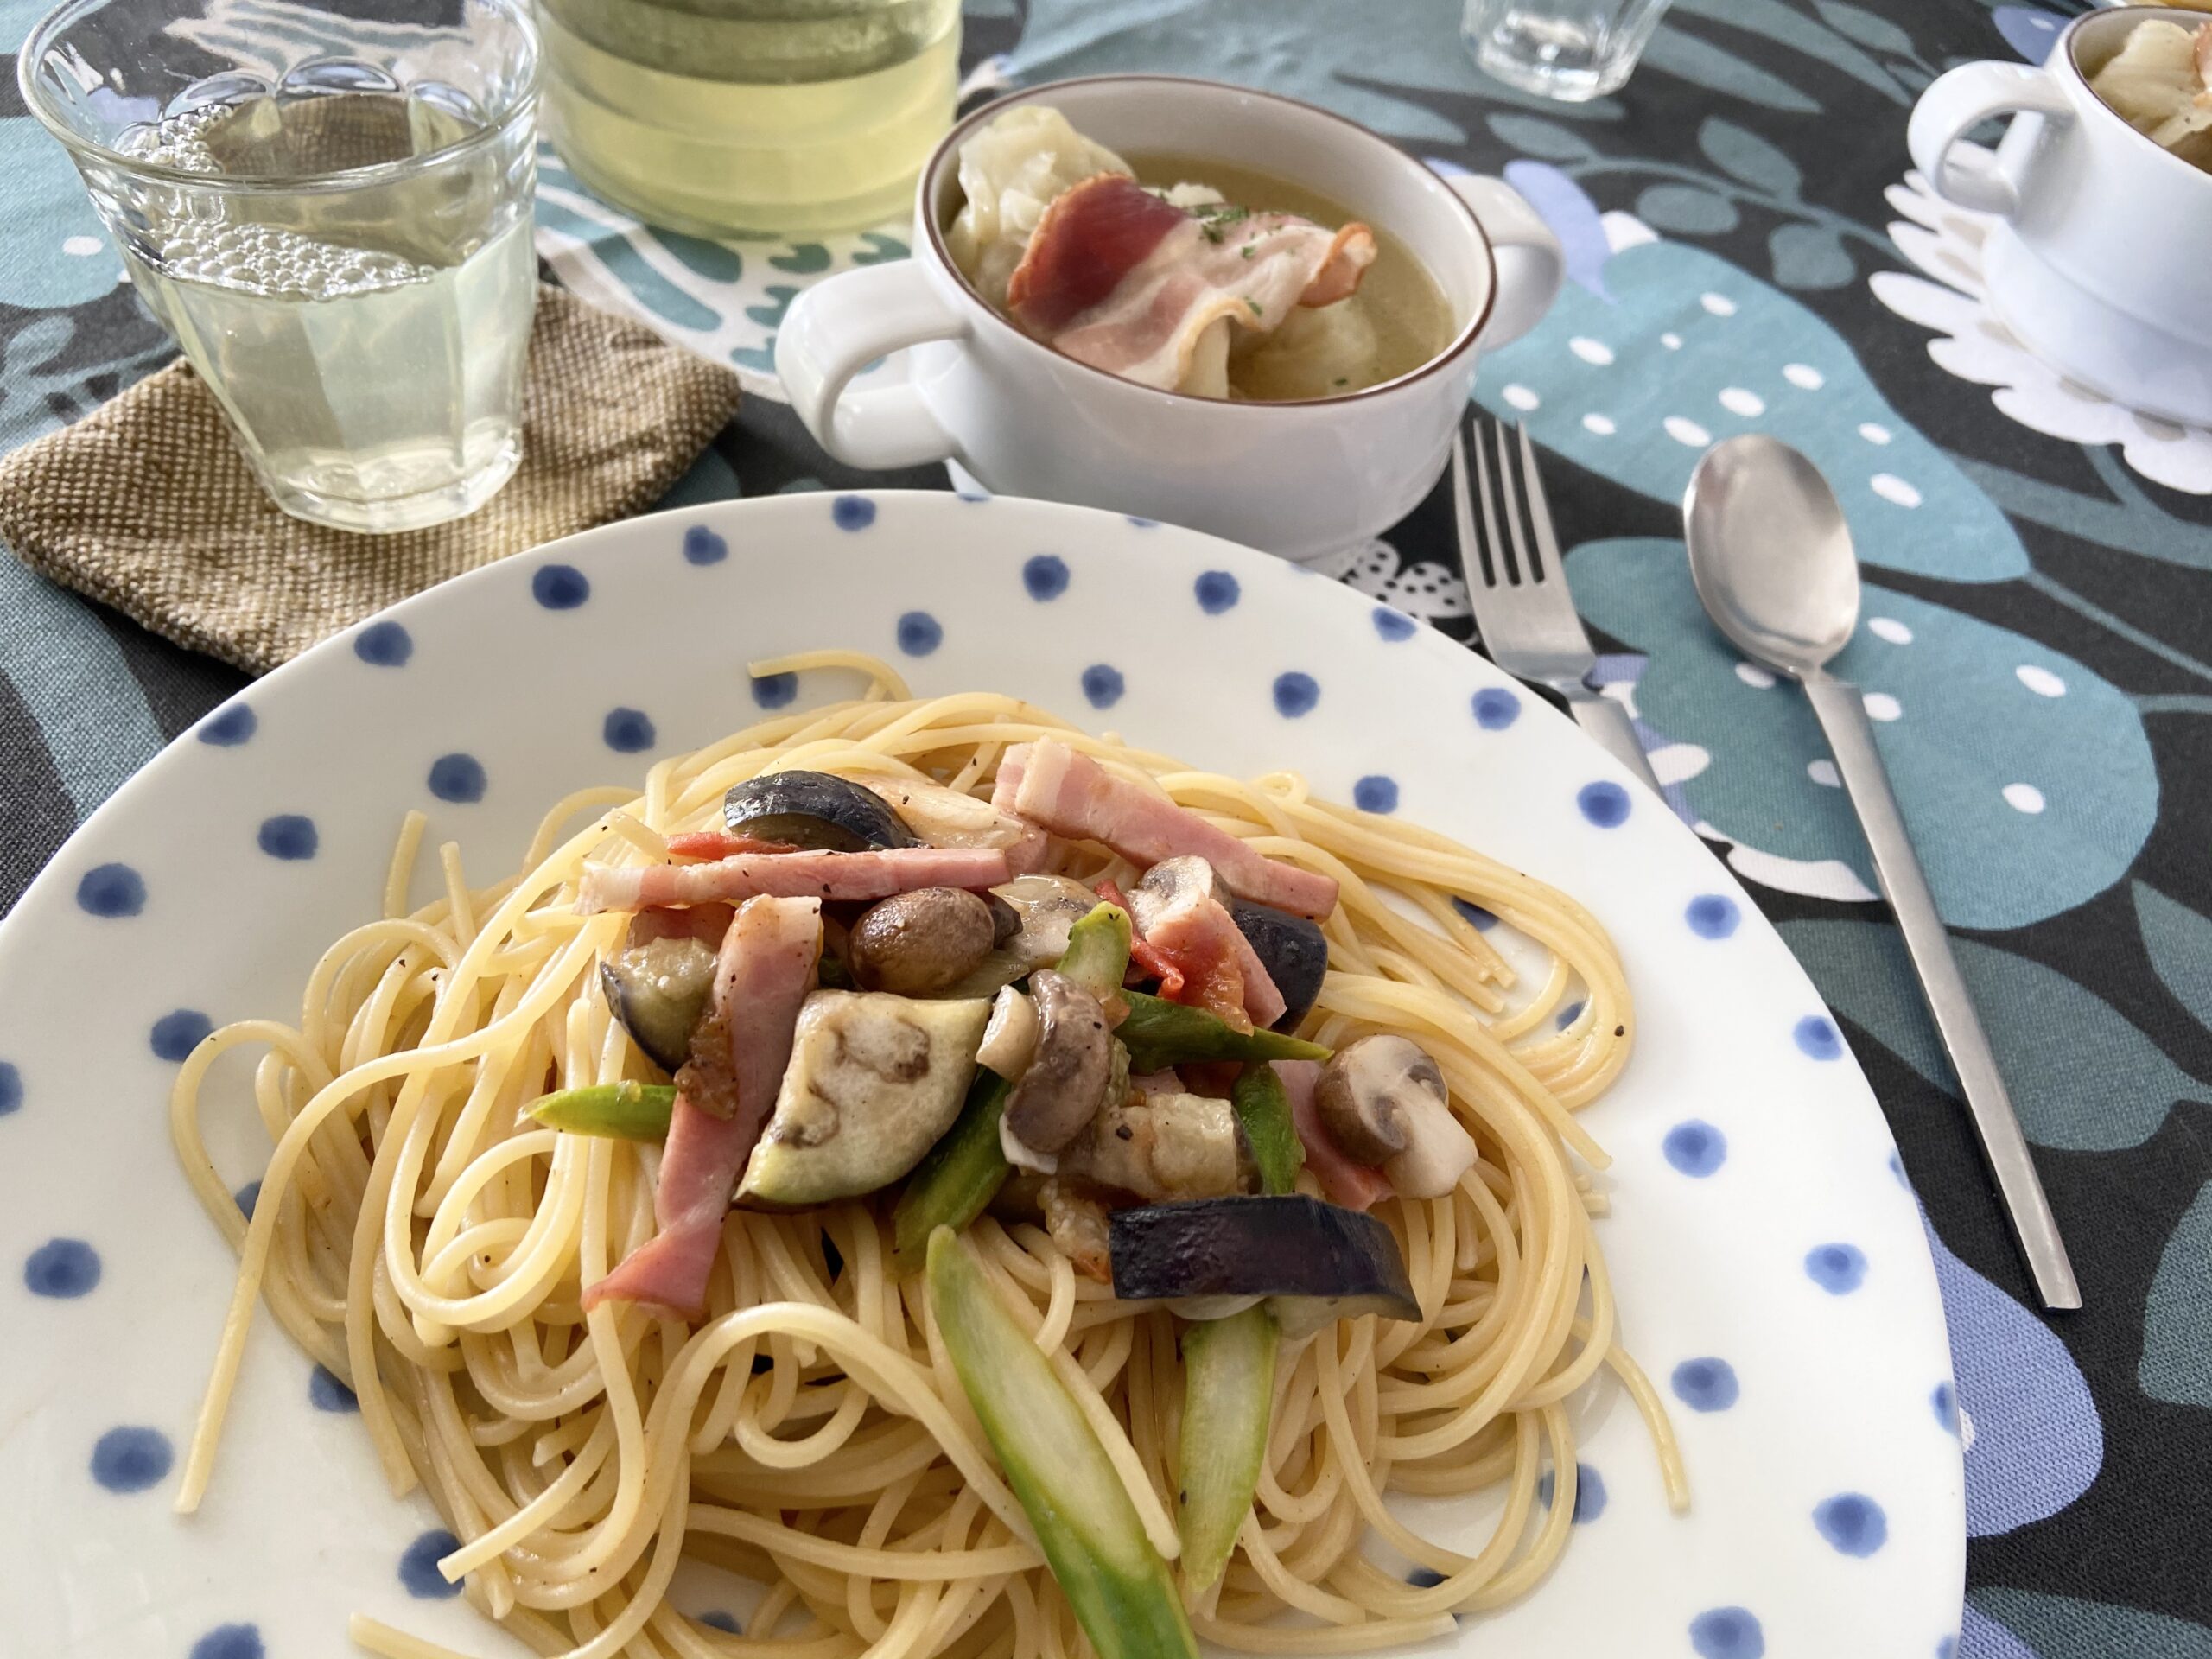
<box><xmin>1126</xmin><ymin>152</ymin><xmax>1457</xmax><ymax>400</ymax></box>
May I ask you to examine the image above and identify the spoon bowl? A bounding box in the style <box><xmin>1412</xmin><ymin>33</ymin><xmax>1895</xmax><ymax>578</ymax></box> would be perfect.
<box><xmin>1683</xmin><ymin>434</ymin><xmax>1860</xmax><ymax>678</ymax></box>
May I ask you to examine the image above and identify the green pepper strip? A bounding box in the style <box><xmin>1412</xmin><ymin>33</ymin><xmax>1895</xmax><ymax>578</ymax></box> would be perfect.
<box><xmin>1116</xmin><ymin>989</ymin><xmax>1331</xmax><ymax>1075</ymax></box>
<box><xmin>1230</xmin><ymin>1062</ymin><xmax>1305</xmax><ymax>1198</ymax></box>
<box><xmin>526</xmin><ymin>1081</ymin><xmax>677</xmax><ymax>1140</ymax></box>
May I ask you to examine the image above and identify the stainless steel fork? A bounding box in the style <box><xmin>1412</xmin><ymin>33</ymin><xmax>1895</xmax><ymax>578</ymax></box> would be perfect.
<box><xmin>1453</xmin><ymin>413</ymin><xmax>1666</xmax><ymax>797</ymax></box>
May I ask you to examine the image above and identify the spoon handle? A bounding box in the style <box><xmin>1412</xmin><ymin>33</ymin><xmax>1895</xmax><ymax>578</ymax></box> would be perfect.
<box><xmin>1802</xmin><ymin>674</ymin><xmax>2082</xmax><ymax>1311</ymax></box>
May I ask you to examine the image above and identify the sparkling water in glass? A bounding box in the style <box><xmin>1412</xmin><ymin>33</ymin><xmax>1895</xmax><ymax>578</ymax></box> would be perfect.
<box><xmin>19</xmin><ymin>0</ymin><xmax>540</xmax><ymax>533</ymax></box>
<box><xmin>1461</xmin><ymin>0</ymin><xmax>1675</xmax><ymax>102</ymax></box>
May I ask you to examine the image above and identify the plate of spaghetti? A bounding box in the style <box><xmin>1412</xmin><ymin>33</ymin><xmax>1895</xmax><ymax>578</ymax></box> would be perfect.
<box><xmin>0</xmin><ymin>492</ymin><xmax>1961</xmax><ymax>1659</ymax></box>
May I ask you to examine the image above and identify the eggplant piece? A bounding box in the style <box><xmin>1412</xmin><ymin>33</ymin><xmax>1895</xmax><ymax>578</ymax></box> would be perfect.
<box><xmin>723</xmin><ymin>770</ymin><xmax>915</xmax><ymax>853</ymax></box>
<box><xmin>600</xmin><ymin>935</ymin><xmax>718</xmax><ymax>1073</ymax></box>
<box><xmin>1109</xmin><ymin>1195</ymin><xmax>1420</xmax><ymax>1327</ymax></box>
<box><xmin>1227</xmin><ymin>899</ymin><xmax>1329</xmax><ymax>1031</ymax></box>
<box><xmin>737</xmin><ymin>991</ymin><xmax>991</xmax><ymax>1208</ymax></box>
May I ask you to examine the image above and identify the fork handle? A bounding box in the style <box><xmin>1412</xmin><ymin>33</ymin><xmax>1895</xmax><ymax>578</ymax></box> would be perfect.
<box><xmin>1802</xmin><ymin>673</ymin><xmax>2080</xmax><ymax>1311</ymax></box>
<box><xmin>1566</xmin><ymin>691</ymin><xmax>1665</xmax><ymax>798</ymax></box>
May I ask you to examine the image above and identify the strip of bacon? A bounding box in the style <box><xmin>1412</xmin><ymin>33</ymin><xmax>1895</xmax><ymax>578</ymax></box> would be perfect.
<box><xmin>578</xmin><ymin>845</ymin><xmax>1013</xmax><ymax>914</ymax></box>
<box><xmin>1279</xmin><ymin>1058</ymin><xmax>1393</xmax><ymax>1212</ymax></box>
<box><xmin>1006</xmin><ymin>173</ymin><xmax>1190</xmax><ymax>334</ymax></box>
<box><xmin>994</xmin><ymin>741</ymin><xmax>1337</xmax><ymax>918</ymax></box>
<box><xmin>583</xmin><ymin>896</ymin><xmax>821</xmax><ymax>1318</ymax></box>
<box><xmin>1122</xmin><ymin>855</ymin><xmax>1286</xmax><ymax>1031</ymax></box>
<box><xmin>666</xmin><ymin>832</ymin><xmax>800</xmax><ymax>861</ymax></box>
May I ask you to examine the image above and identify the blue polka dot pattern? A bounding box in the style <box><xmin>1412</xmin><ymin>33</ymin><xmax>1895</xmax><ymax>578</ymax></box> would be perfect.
<box><xmin>1535</xmin><ymin>1462</ymin><xmax>1607</xmax><ymax>1523</ymax></box>
<box><xmin>1794</xmin><ymin>1014</ymin><xmax>1845</xmax><ymax>1060</ymax></box>
<box><xmin>235</xmin><ymin>1180</ymin><xmax>262</xmax><ymax>1219</ymax></box>
<box><xmin>1406</xmin><ymin>1567</ymin><xmax>1446</xmax><ymax>1589</ymax></box>
<box><xmin>401</xmin><ymin>1529</ymin><xmax>464</xmax><ymax>1598</ymax></box>
<box><xmin>897</xmin><ymin>612</ymin><xmax>944</xmax><ymax>657</ymax></box>
<box><xmin>1690</xmin><ymin>1606</ymin><xmax>1764</xmax><ymax>1659</ymax></box>
<box><xmin>1127</xmin><ymin>514</ymin><xmax>1158</xmax><ymax>528</ymax></box>
<box><xmin>1577</xmin><ymin>780</ymin><xmax>1631</xmax><ymax>828</ymax></box>
<box><xmin>150</xmin><ymin>1009</ymin><xmax>212</xmax><ymax>1062</ymax></box>
<box><xmin>1353</xmin><ymin>775</ymin><xmax>1399</xmax><ymax>814</ymax></box>
<box><xmin>354</xmin><ymin>620</ymin><xmax>413</xmax><ymax>666</ymax></box>
<box><xmin>1555</xmin><ymin>1000</ymin><xmax>1584</xmax><ymax>1030</ymax></box>
<box><xmin>1813</xmin><ymin>1492</ymin><xmax>1888</xmax><ymax>1556</ymax></box>
<box><xmin>1195</xmin><ymin>571</ymin><xmax>1240</xmax><ymax>613</ymax></box>
<box><xmin>683</xmin><ymin>525</ymin><xmax>728</xmax><ymax>565</ymax></box>
<box><xmin>0</xmin><ymin>1059</ymin><xmax>18</xmax><ymax>1116</ymax></box>
<box><xmin>310</xmin><ymin>1365</ymin><xmax>359</xmax><ymax>1412</ymax></box>
<box><xmin>1372</xmin><ymin>606</ymin><xmax>1417</xmax><ymax>641</ymax></box>
<box><xmin>603</xmin><ymin>709</ymin><xmax>657</xmax><ymax>753</ymax></box>
<box><xmin>1471</xmin><ymin>687</ymin><xmax>1521</xmax><ymax>730</ymax></box>
<box><xmin>1452</xmin><ymin>899</ymin><xmax>1499</xmax><ymax>931</ymax></box>
<box><xmin>76</xmin><ymin>862</ymin><xmax>145</xmax><ymax>918</ymax></box>
<box><xmin>90</xmin><ymin>1426</ymin><xmax>173</xmax><ymax>1492</ymax></box>
<box><xmin>832</xmin><ymin>495</ymin><xmax>877</xmax><ymax>531</ymax></box>
<box><xmin>1686</xmin><ymin>894</ymin><xmax>1741</xmax><ymax>939</ymax></box>
<box><xmin>1671</xmin><ymin>1357</ymin><xmax>1740</xmax><ymax>1412</ymax></box>
<box><xmin>531</xmin><ymin>563</ymin><xmax>590</xmax><ymax>609</ymax></box>
<box><xmin>190</xmin><ymin>1624</ymin><xmax>264</xmax><ymax>1659</ymax></box>
<box><xmin>1806</xmin><ymin>1243</ymin><xmax>1868</xmax><ymax>1294</ymax></box>
<box><xmin>752</xmin><ymin>671</ymin><xmax>798</xmax><ymax>709</ymax></box>
<box><xmin>1932</xmin><ymin>1381</ymin><xmax>1958</xmax><ymax>1433</ymax></box>
<box><xmin>199</xmin><ymin>703</ymin><xmax>257</xmax><ymax>746</ymax></box>
<box><xmin>1273</xmin><ymin>672</ymin><xmax>1319</xmax><ymax>718</ymax></box>
<box><xmin>1937</xmin><ymin>1640</ymin><xmax>1957</xmax><ymax>1659</ymax></box>
<box><xmin>1023</xmin><ymin>554</ymin><xmax>1071</xmax><ymax>601</ymax></box>
<box><xmin>700</xmin><ymin>1612</ymin><xmax>741</xmax><ymax>1634</ymax></box>
<box><xmin>1663</xmin><ymin>1120</ymin><xmax>1726</xmax><ymax>1177</ymax></box>
<box><xmin>429</xmin><ymin>753</ymin><xmax>486</xmax><ymax>804</ymax></box>
<box><xmin>1081</xmin><ymin>664</ymin><xmax>1125</xmax><ymax>709</ymax></box>
<box><xmin>25</xmin><ymin>1236</ymin><xmax>101</xmax><ymax>1297</ymax></box>
<box><xmin>257</xmin><ymin>815</ymin><xmax>318</xmax><ymax>861</ymax></box>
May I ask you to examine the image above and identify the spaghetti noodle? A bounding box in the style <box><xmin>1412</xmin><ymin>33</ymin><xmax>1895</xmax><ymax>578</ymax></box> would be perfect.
<box><xmin>170</xmin><ymin>651</ymin><xmax>1683</xmax><ymax>1659</ymax></box>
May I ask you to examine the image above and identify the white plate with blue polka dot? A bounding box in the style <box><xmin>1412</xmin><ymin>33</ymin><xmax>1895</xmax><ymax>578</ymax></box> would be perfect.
<box><xmin>0</xmin><ymin>491</ymin><xmax>1962</xmax><ymax>1659</ymax></box>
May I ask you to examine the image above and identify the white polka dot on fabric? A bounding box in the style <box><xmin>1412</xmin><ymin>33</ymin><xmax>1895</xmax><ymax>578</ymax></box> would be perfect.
<box><xmin>1867</xmin><ymin>617</ymin><xmax>1913</xmax><ymax>645</ymax></box>
<box><xmin>1582</xmin><ymin>412</ymin><xmax>1616</xmax><ymax>435</ymax></box>
<box><xmin>2004</xmin><ymin>782</ymin><xmax>2046</xmax><ymax>814</ymax></box>
<box><xmin>1859</xmin><ymin>422</ymin><xmax>1892</xmax><ymax>445</ymax></box>
<box><xmin>2017</xmin><ymin>664</ymin><xmax>2067</xmax><ymax>697</ymax></box>
<box><xmin>1783</xmin><ymin>363</ymin><xmax>1825</xmax><ymax>390</ymax></box>
<box><xmin>1872</xmin><ymin>474</ymin><xmax>1923</xmax><ymax>507</ymax></box>
<box><xmin>1570</xmin><ymin>337</ymin><xmax>1615</xmax><ymax>365</ymax></box>
<box><xmin>1808</xmin><ymin>759</ymin><xmax>1840</xmax><ymax>787</ymax></box>
<box><xmin>1503</xmin><ymin>384</ymin><xmax>1540</xmax><ymax>411</ymax></box>
<box><xmin>1719</xmin><ymin>387</ymin><xmax>1765</xmax><ymax>417</ymax></box>
<box><xmin>1700</xmin><ymin>293</ymin><xmax>1737</xmax><ymax>316</ymax></box>
<box><xmin>1863</xmin><ymin>692</ymin><xmax>1902</xmax><ymax>721</ymax></box>
<box><xmin>1736</xmin><ymin>661</ymin><xmax>1777</xmax><ymax>689</ymax></box>
<box><xmin>62</xmin><ymin>235</ymin><xmax>103</xmax><ymax>257</ymax></box>
<box><xmin>1666</xmin><ymin>416</ymin><xmax>1712</xmax><ymax>447</ymax></box>
<box><xmin>1661</xmin><ymin>332</ymin><xmax>1682</xmax><ymax>350</ymax></box>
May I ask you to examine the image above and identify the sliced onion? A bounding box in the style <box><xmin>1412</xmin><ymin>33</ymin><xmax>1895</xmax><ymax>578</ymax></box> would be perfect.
<box><xmin>976</xmin><ymin>983</ymin><xmax>1041</xmax><ymax>1079</ymax></box>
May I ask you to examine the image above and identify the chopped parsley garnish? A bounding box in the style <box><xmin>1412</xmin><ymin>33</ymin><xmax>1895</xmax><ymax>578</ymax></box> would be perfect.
<box><xmin>1333</xmin><ymin>377</ymin><xmax>1349</xmax><ymax>386</ymax></box>
<box><xmin>1240</xmin><ymin>244</ymin><xmax>1255</xmax><ymax>259</ymax></box>
<box><xmin>1247</xmin><ymin>298</ymin><xmax>1265</xmax><ymax>319</ymax></box>
<box><xmin>1192</xmin><ymin>200</ymin><xmax>1252</xmax><ymax>244</ymax></box>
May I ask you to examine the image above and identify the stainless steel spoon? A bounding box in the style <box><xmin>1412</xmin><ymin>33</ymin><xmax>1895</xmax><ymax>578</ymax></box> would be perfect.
<box><xmin>1684</xmin><ymin>435</ymin><xmax>2081</xmax><ymax>1312</ymax></box>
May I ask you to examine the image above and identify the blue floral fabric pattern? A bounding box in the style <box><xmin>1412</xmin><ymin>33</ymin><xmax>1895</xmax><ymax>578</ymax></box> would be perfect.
<box><xmin>1</xmin><ymin>1</ymin><xmax>2207</xmax><ymax>1656</ymax></box>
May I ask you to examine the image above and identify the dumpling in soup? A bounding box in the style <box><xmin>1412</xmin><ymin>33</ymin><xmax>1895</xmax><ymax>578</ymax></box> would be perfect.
<box><xmin>945</xmin><ymin>106</ymin><xmax>1133</xmax><ymax>308</ymax></box>
<box><xmin>2088</xmin><ymin>18</ymin><xmax>2212</xmax><ymax>170</ymax></box>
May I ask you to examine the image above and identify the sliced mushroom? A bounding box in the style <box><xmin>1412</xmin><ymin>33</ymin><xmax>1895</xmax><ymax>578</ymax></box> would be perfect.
<box><xmin>990</xmin><ymin>874</ymin><xmax>1104</xmax><ymax>969</ymax></box>
<box><xmin>847</xmin><ymin>887</ymin><xmax>997</xmax><ymax>995</ymax></box>
<box><xmin>1001</xmin><ymin>969</ymin><xmax>1115</xmax><ymax>1158</ymax></box>
<box><xmin>1313</xmin><ymin>1034</ymin><xmax>1476</xmax><ymax>1199</ymax></box>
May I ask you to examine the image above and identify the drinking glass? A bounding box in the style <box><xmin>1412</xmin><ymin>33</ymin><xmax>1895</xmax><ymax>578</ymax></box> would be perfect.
<box><xmin>18</xmin><ymin>0</ymin><xmax>541</xmax><ymax>533</ymax></box>
<box><xmin>1461</xmin><ymin>0</ymin><xmax>1675</xmax><ymax>102</ymax></box>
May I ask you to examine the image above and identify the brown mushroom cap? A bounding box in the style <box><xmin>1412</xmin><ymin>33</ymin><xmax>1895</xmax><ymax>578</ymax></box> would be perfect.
<box><xmin>848</xmin><ymin>887</ymin><xmax>996</xmax><ymax>995</ymax></box>
<box><xmin>1313</xmin><ymin>1034</ymin><xmax>1447</xmax><ymax>1166</ymax></box>
<box><xmin>1002</xmin><ymin>969</ymin><xmax>1116</xmax><ymax>1155</ymax></box>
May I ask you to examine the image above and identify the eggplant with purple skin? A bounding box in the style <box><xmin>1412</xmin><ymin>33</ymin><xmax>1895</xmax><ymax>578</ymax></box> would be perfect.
<box><xmin>600</xmin><ymin>937</ymin><xmax>717</xmax><ymax>1073</ymax></box>
<box><xmin>1227</xmin><ymin>899</ymin><xmax>1329</xmax><ymax>1031</ymax></box>
<box><xmin>1109</xmin><ymin>1194</ymin><xmax>1420</xmax><ymax>1336</ymax></box>
<box><xmin>723</xmin><ymin>770</ymin><xmax>915</xmax><ymax>852</ymax></box>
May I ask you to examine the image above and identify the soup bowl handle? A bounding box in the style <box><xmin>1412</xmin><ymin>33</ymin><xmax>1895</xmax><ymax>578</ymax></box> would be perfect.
<box><xmin>777</xmin><ymin>261</ymin><xmax>968</xmax><ymax>470</ymax></box>
<box><xmin>1907</xmin><ymin>61</ymin><xmax>2072</xmax><ymax>217</ymax></box>
<box><xmin>1449</xmin><ymin>175</ymin><xmax>1565</xmax><ymax>351</ymax></box>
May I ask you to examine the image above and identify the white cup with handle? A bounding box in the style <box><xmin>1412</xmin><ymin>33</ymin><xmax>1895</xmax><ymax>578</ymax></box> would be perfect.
<box><xmin>1907</xmin><ymin>5</ymin><xmax>2212</xmax><ymax>427</ymax></box>
<box><xmin>777</xmin><ymin>74</ymin><xmax>1564</xmax><ymax>562</ymax></box>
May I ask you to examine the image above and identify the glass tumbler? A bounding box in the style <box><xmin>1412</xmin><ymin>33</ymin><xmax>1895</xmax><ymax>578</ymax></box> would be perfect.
<box><xmin>1461</xmin><ymin>0</ymin><xmax>1675</xmax><ymax>102</ymax></box>
<box><xmin>18</xmin><ymin>0</ymin><xmax>541</xmax><ymax>533</ymax></box>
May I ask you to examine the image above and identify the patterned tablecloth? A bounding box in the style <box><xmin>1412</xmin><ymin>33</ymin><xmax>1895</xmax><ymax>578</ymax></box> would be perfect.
<box><xmin>5</xmin><ymin>1</ymin><xmax>2210</xmax><ymax>1654</ymax></box>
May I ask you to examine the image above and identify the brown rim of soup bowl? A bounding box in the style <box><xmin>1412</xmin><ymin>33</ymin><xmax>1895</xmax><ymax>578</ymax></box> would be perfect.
<box><xmin>2069</xmin><ymin>7</ymin><xmax>2212</xmax><ymax>189</ymax></box>
<box><xmin>917</xmin><ymin>74</ymin><xmax>1499</xmax><ymax>410</ymax></box>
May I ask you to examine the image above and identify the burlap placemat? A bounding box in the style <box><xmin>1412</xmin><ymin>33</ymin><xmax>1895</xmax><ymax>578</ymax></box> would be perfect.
<box><xmin>0</xmin><ymin>284</ymin><xmax>741</xmax><ymax>675</ymax></box>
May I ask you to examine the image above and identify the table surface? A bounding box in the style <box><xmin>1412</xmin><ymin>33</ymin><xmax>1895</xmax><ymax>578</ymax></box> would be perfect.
<box><xmin>5</xmin><ymin>2</ymin><xmax>2210</xmax><ymax>1655</ymax></box>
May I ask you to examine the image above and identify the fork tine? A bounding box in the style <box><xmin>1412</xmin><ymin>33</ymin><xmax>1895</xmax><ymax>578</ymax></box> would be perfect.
<box><xmin>1470</xmin><ymin>414</ymin><xmax>1514</xmax><ymax>588</ymax></box>
<box><xmin>1449</xmin><ymin>417</ymin><xmax>1497</xmax><ymax>589</ymax></box>
<box><xmin>1515</xmin><ymin>421</ymin><xmax>1561</xmax><ymax>584</ymax></box>
<box><xmin>1488</xmin><ymin>416</ymin><xmax>1535</xmax><ymax>587</ymax></box>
